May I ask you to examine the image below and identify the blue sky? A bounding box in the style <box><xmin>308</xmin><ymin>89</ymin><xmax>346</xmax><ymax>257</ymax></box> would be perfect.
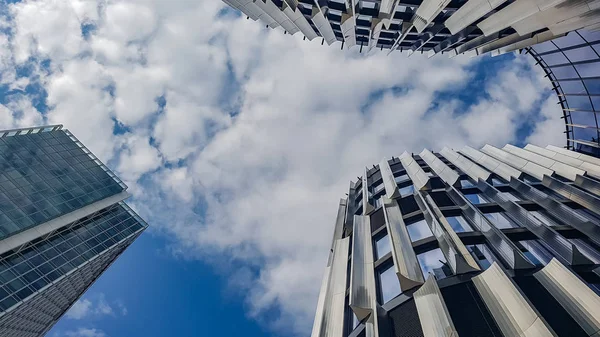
<box><xmin>0</xmin><ymin>1</ymin><xmax>566</xmax><ymax>337</ymax></box>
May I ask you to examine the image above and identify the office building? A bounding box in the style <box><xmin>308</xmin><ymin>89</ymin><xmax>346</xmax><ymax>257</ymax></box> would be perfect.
<box><xmin>525</xmin><ymin>29</ymin><xmax>600</xmax><ymax>157</ymax></box>
<box><xmin>311</xmin><ymin>143</ymin><xmax>600</xmax><ymax>337</ymax></box>
<box><xmin>0</xmin><ymin>125</ymin><xmax>148</xmax><ymax>337</ymax></box>
<box><xmin>221</xmin><ymin>0</ymin><xmax>600</xmax><ymax>57</ymax></box>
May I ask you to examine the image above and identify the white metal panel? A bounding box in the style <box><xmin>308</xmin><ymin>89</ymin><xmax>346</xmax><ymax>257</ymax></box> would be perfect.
<box><xmin>498</xmin><ymin>30</ymin><xmax>563</xmax><ymax>55</ymax></box>
<box><xmin>550</xmin><ymin>11</ymin><xmax>600</xmax><ymax>35</ymax></box>
<box><xmin>383</xmin><ymin>197</ymin><xmax>425</xmax><ymax>291</ymax></box>
<box><xmin>292</xmin><ymin>7</ymin><xmax>319</xmax><ymax>40</ymax></box>
<box><xmin>444</xmin><ymin>0</ymin><xmax>507</xmax><ymax>34</ymax></box>
<box><xmin>311</xmin><ymin>266</ymin><xmax>331</xmax><ymax>337</ymax></box>
<box><xmin>379</xmin><ymin>158</ymin><xmax>401</xmax><ymax>199</ymax></box>
<box><xmin>362</xmin><ymin>168</ymin><xmax>375</xmax><ymax>215</ymax></box>
<box><xmin>504</xmin><ymin>144</ymin><xmax>586</xmax><ymax>181</ymax></box>
<box><xmin>547</xmin><ymin>145</ymin><xmax>600</xmax><ymax>166</ymax></box>
<box><xmin>380</xmin><ymin>0</ymin><xmax>398</xmax><ymax>15</ymax></box>
<box><xmin>512</xmin><ymin>0</ymin><xmax>595</xmax><ymax>36</ymax></box>
<box><xmin>535</xmin><ymin>258</ymin><xmax>600</xmax><ymax>335</ymax></box>
<box><xmin>251</xmin><ymin>0</ymin><xmax>280</xmax><ymax>27</ymax></box>
<box><xmin>312</xmin><ymin>7</ymin><xmax>337</xmax><ymax>44</ymax></box>
<box><xmin>399</xmin><ymin>151</ymin><xmax>431</xmax><ymax>190</ymax></box>
<box><xmin>414</xmin><ymin>275</ymin><xmax>459</xmax><ymax>337</ymax></box>
<box><xmin>341</xmin><ymin>12</ymin><xmax>357</xmax><ymax>47</ymax></box>
<box><xmin>480</xmin><ymin>144</ymin><xmax>553</xmax><ymax>180</ymax></box>
<box><xmin>420</xmin><ymin>149</ymin><xmax>460</xmax><ymax>187</ymax></box>
<box><xmin>350</xmin><ymin>216</ymin><xmax>378</xmax><ymax>320</ymax></box>
<box><xmin>472</xmin><ymin>262</ymin><xmax>556</xmax><ymax>336</ymax></box>
<box><xmin>477</xmin><ymin>0</ymin><xmax>567</xmax><ymax>36</ymax></box>
<box><xmin>440</xmin><ymin>147</ymin><xmax>491</xmax><ymax>182</ymax></box>
<box><xmin>526</xmin><ymin>144</ymin><xmax>600</xmax><ymax>179</ymax></box>
<box><xmin>318</xmin><ymin>237</ymin><xmax>351</xmax><ymax>337</ymax></box>
<box><xmin>412</xmin><ymin>0</ymin><xmax>452</xmax><ymax>33</ymax></box>
<box><xmin>460</xmin><ymin>145</ymin><xmax>522</xmax><ymax>181</ymax></box>
<box><xmin>477</xmin><ymin>32</ymin><xmax>531</xmax><ymax>55</ymax></box>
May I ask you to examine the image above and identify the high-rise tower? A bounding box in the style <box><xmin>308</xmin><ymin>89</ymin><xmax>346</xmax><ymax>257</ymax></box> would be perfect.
<box><xmin>0</xmin><ymin>125</ymin><xmax>147</xmax><ymax>337</ymax></box>
<box><xmin>221</xmin><ymin>0</ymin><xmax>600</xmax><ymax>57</ymax></box>
<box><xmin>312</xmin><ymin>143</ymin><xmax>600</xmax><ymax>337</ymax></box>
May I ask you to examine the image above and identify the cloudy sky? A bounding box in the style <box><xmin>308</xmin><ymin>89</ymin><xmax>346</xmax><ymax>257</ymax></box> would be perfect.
<box><xmin>0</xmin><ymin>0</ymin><xmax>566</xmax><ymax>336</ymax></box>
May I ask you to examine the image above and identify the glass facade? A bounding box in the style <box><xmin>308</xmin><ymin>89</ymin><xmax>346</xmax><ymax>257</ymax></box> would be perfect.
<box><xmin>314</xmin><ymin>143</ymin><xmax>600</xmax><ymax>337</ymax></box>
<box><xmin>0</xmin><ymin>125</ymin><xmax>147</xmax><ymax>337</ymax></box>
<box><xmin>528</xmin><ymin>30</ymin><xmax>600</xmax><ymax>157</ymax></box>
<box><xmin>0</xmin><ymin>128</ymin><xmax>125</xmax><ymax>239</ymax></box>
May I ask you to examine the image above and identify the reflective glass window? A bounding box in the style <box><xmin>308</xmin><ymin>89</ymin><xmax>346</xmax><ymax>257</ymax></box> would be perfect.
<box><xmin>399</xmin><ymin>185</ymin><xmax>414</xmax><ymax>197</ymax></box>
<box><xmin>551</xmin><ymin>64</ymin><xmax>578</xmax><ymax>79</ymax></box>
<box><xmin>485</xmin><ymin>212</ymin><xmax>518</xmax><ymax>229</ymax></box>
<box><xmin>517</xmin><ymin>240</ymin><xmax>553</xmax><ymax>266</ymax></box>
<box><xmin>394</xmin><ymin>174</ymin><xmax>408</xmax><ymax>183</ymax></box>
<box><xmin>375</xmin><ymin>234</ymin><xmax>391</xmax><ymax>260</ymax></box>
<box><xmin>576</xmin><ymin>62</ymin><xmax>600</xmax><ymax>77</ymax></box>
<box><xmin>584</xmin><ymin>79</ymin><xmax>600</xmax><ymax>95</ymax></box>
<box><xmin>378</xmin><ymin>264</ymin><xmax>401</xmax><ymax>303</ymax></box>
<box><xmin>445</xmin><ymin>216</ymin><xmax>471</xmax><ymax>233</ymax></box>
<box><xmin>564</xmin><ymin>46</ymin><xmax>598</xmax><ymax>63</ymax></box>
<box><xmin>464</xmin><ymin>192</ymin><xmax>488</xmax><ymax>204</ymax></box>
<box><xmin>406</xmin><ymin>219</ymin><xmax>432</xmax><ymax>242</ymax></box>
<box><xmin>554</xmin><ymin>33</ymin><xmax>586</xmax><ymax>48</ymax></box>
<box><xmin>417</xmin><ymin>248</ymin><xmax>451</xmax><ymax>280</ymax></box>
<box><xmin>467</xmin><ymin>244</ymin><xmax>492</xmax><ymax>269</ymax></box>
<box><xmin>460</xmin><ymin>179</ymin><xmax>475</xmax><ymax>188</ymax></box>
<box><xmin>542</xmin><ymin>52</ymin><xmax>569</xmax><ymax>66</ymax></box>
<box><xmin>560</xmin><ymin>80</ymin><xmax>587</xmax><ymax>95</ymax></box>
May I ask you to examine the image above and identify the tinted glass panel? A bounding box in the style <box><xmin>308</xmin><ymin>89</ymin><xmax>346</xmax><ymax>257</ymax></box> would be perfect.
<box><xmin>406</xmin><ymin>219</ymin><xmax>432</xmax><ymax>242</ymax></box>
<box><xmin>379</xmin><ymin>264</ymin><xmax>401</xmax><ymax>303</ymax></box>
<box><xmin>445</xmin><ymin>216</ymin><xmax>471</xmax><ymax>232</ymax></box>
<box><xmin>417</xmin><ymin>248</ymin><xmax>451</xmax><ymax>280</ymax></box>
<box><xmin>375</xmin><ymin>234</ymin><xmax>391</xmax><ymax>260</ymax></box>
<box><xmin>0</xmin><ymin>131</ymin><xmax>124</xmax><ymax>239</ymax></box>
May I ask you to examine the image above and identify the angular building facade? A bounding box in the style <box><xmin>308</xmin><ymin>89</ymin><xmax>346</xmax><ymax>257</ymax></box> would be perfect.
<box><xmin>0</xmin><ymin>125</ymin><xmax>147</xmax><ymax>337</ymax></box>
<box><xmin>312</xmin><ymin>143</ymin><xmax>600</xmax><ymax>337</ymax></box>
<box><xmin>221</xmin><ymin>0</ymin><xmax>600</xmax><ymax>57</ymax></box>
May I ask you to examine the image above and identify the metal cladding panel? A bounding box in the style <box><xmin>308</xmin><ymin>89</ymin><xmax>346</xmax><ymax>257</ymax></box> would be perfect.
<box><xmin>472</xmin><ymin>263</ymin><xmax>556</xmax><ymax>337</ymax></box>
<box><xmin>412</xmin><ymin>0</ymin><xmax>452</xmax><ymax>33</ymax></box>
<box><xmin>226</xmin><ymin>0</ymin><xmax>260</xmax><ymax>20</ymax></box>
<box><xmin>350</xmin><ymin>215</ymin><xmax>377</xmax><ymax>320</ymax></box>
<box><xmin>312</xmin><ymin>8</ymin><xmax>337</xmax><ymax>44</ymax></box>
<box><xmin>498</xmin><ymin>30</ymin><xmax>564</xmax><ymax>55</ymax></box>
<box><xmin>504</xmin><ymin>144</ymin><xmax>586</xmax><ymax>181</ymax></box>
<box><xmin>399</xmin><ymin>151</ymin><xmax>431</xmax><ymax>191</ymax></box>
<box><xmin>330</xmin><ymin>199</ymin><xmax>347</xmax><ymax>260</ymax></box>
<box><xmin>445</xmin><ymin>186</ymin><xmax>535</xmax><ymax>269</ymax></box>
<box><xmin>363</xmin><ymin>169</ymin><xmax>375</xmax><ymax>215</ymax></box>
<box><xmin>380</xmin><ymin>0</ymin><xmax>398</xmax><ymax>15</ymax></box>
<box><xmin>512</xmin><ymin>0</ymin><xmax>594</xmax><ymax>36</ymax></box>
<box><xmin>531</xmin><ymin>145</ymin><xmax>600</xmax><ymax>179</ymax></box>
<box><xmin>341</xmin><ymin>12</ymin><xmax>357</xmax><ymax>48</ymax></box>
<box><xmin>444</xmin><ymin>0</ymin><xmax>506</xmax><ymax>34</ymax></box>
<box><xmin>383</xmin><ymin>197</ymin><xmax>425</xmax><ymax>291</ymax></box>
<box><xmin>262</xmin><ymin>0</ymin><xmax>297</xmax><ymax>31</ymax></box>
<box><xmin>547</xmin><ymin>145</ymin><xmax>600</xmax><ymax>167</ymax></box>
<box><xmin>440</xmin><ymin>147</ymin><xmax>491</xmax><ymax>182</ymax></box>
<box><xmin>248</xmin><ymin>0</ymin><xmax>280</xmax><ymax>27</ymax></box>
<box><xmin>550</xmin><ymin>11</ymin><xmax>600</xmax><ymax>35</ymax></box>
<box><xmin>542</xmin><ymin>175</ymin><xmax>600</xmax><ymax>215</ymax></box>
<box><xmin>477</xmin><ymin>0</ymin><xmax>566</xmax><ymax>36</ymax></box>
<box><xmin>311</xmin><ymin>266</ymin><xmax>332</xmax><ymax>337</ymax></box>
<box><xmin>244</xmin><ymin>2</ymin><xmax>269</xmax><ymax>22</ymax></box>
<box><xmin>481</xmin><ymin>144</ymin><xmax>552</xmax><ymax>180</ymax></box>
<box><xmin>509</xmin><ymin>177</ymin><xmax>600</xmax><ymax>247</ymax></box>
<box><xmin>574</xmin><ymin>174</ymin><xmax>600</xmax><ymax>196</ymax></box>
<box><xmin>414</xmin><ymin>275</ymin><xmax>459</xmax><ymax>337</ymax></box>
<box><xmin>380</xmin><ymin>158</ymin><xmax>401</xmax><ymax>199</ymax></box>
<box><xmin>292</xmin><ymin>9</ymin><xmax>319</xmax><ymax>39</ymax></box>
<box><xmin>419</xmin><ymin>149</ymin><xmax>460</xmax><ymax>187</ymax></box>
<box><xmin>319</xmin><ymin>237</ymin><xmax>351</xmax><ymax>337</ymax></box>
<box><xmin>476</xmin><ymin>32</ymin><xmax>532</xmax><ymax>55</ymax></box>
<box><xmin>460</xmin><ymin>145</ymin><xmax>522</xmax><ymax>181</ymax></box>
<box><xmin>345</xmin><ymin>182</ymin><xmax>357</xmax><ymax>231</ymax></box>
<box><xmin>477</xmin><ymin>180</ymin><xmax>592</xmax><ymax>266</ymax></box>
<box><xmin>414</xmin><ymin>192</ymin><xmax>480</xmax><ymax>274</ymax></box>
<box><xmin>535</xmin><ymin>258</ymin><xmax>600</xmax><ymax>335</ymax></box>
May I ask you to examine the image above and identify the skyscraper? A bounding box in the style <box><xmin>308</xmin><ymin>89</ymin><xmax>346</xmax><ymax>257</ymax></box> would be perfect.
<box><xmin>0</xmin><ymin>125</ymin><xmax>147</xmax><ymax>337</ymax></box>
<box><xmin>221</xmin><ymin>0</ymin><xmax>600</xmax><ymax>57</ymax></box>
<box><xmin>311</xmin><ymin>143</ymin><xmax>600</xmax><ymax>337</ymax></box>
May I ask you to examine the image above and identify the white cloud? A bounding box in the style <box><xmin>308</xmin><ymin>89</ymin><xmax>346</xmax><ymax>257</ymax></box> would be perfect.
<box><xmin>64</xmin><ymin>328</ymin><xmax>107</xmax><ymax>337</ymax></box>
<box><xmin>0</xmin><ymin>1</ymin><xmax>562</xmax><ymax>336</ymax></box>
<box><xmin>65</xmin><ymin>294</ymin><xmax>126</xmax><ymax>320</ymax></box>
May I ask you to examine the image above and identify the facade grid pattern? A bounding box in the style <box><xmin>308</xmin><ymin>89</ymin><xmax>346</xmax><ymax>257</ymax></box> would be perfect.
<box><xmin>312</xmin><ymin>143</ymin><xmax>600</xmax><ymax>337</ymax></box>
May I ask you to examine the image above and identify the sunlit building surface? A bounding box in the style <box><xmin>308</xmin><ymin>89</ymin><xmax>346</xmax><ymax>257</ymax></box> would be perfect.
<box><xmin>221</xmin><ymin>0</ymin><xmax>600</xmax><ymax>57</ymax></box>
<box><xmin>0</xmin><ymin>125</ymin><xmax>147</xmax><ymax>337</ymax></box>
<box><xmin>311</xmin><ymin>143</ymin><xmax>600</xmax><ymax>337</ymax></box>
<box><xmin>527</xmin><ymin>29</ymin><xmax>600</xmax><ymax>157</ymax></box>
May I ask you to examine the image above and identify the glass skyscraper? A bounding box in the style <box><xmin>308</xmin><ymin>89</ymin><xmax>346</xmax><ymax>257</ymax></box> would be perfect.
<box><xmin>312</xmin><ymin>143</ymin><xmax>600</xmax><ymax>337</ymax></box>
<box><xmin>0</xmin><ymin>125</ymin><xmax>147</xmax><ymax>337</ymax></box>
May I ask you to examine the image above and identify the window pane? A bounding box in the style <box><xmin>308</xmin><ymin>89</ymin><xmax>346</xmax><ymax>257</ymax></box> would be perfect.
<box><xmin>406</xmin><ymin>219</ymin><xmax>432</xmax><ymax>242</ymax></box>
<box><xmin>417</xmin><ymin>248</ymin><xmax>451</xmax><ymax>280</ymax></box>
<box><xmin>460</xmin><ymin>179</ymin><xmax>475</xmax><ymax>188</ymax></box>
<box><xmin>445</xmin><ymin>216</ymin><xmax>471</xmax><ymax>232</ymax></box>
<box><xmin>394</xmin><ymin>174</ymin><xmax>408</xmax><ymax>183</ymax></box>
<box><xmin>375</xmin><ymin>234</ymin><xmax>391</xmax><ymax>260</ymax></box>
<box><xmin>399</xmin><ymin>185</ymin><xmax>414</xmax><ymax>197</ymax></box>
<box><xmin>467</xmin><ymin>244</ymin><xmax>492</xmax><ymax>269</ymax></box>
<box><xmin>518</xmin><ymin>240</ymin><xmax>553</xmax><ymax>266</ymax></box>
<box><xmin>379</xmin><ymin>265</ymin><xmax>401</xmax><ymax>303</ymax></box>
<box><xmin>464</xmin><ymin>192</ymin><xmax>488</xmax><ymax>204</ymax></box>
<box><xmin>485</xmin><ymin>212</ymin><xmax>518</xmax><ymax>229</ymax></box>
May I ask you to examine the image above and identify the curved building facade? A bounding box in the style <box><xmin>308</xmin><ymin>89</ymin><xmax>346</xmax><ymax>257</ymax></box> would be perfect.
<box><xmin>221</xmin><ymin>0</ymin><xmax>600</xmax><ymax>57</ymax></box>
<box><xmin>311</xmin><ymin>144</ymin><xmax>600</xmax><ymax>337</ymax></box>
<box><xmin>526</xmin><ymin>30</ymin><xmax>600</xmax><ymax>157</ymax></box>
